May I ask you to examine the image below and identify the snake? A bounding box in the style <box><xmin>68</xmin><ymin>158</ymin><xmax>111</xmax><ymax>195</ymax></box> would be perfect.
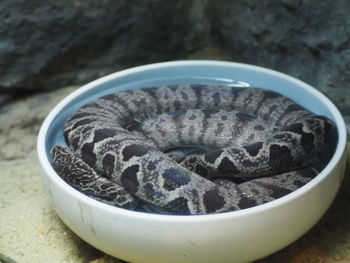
<box><xmin>50</xmin><ymin>84</ymin><xmax>337</xmax><ymax>215</ymax></box>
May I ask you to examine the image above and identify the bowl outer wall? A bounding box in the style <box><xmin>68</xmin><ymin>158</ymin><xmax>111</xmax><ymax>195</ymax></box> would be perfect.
<box><xmin>37</xmin><ymin>60</ymin><xmax>347</xmax><ymax>263</ymax></box>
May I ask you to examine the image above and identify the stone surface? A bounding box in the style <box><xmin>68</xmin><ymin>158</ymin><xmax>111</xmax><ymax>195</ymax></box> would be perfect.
<box><xmin>0</xmin><ymin>0</ymin><xmax>210</xmax><ymax>92</ymax></box>
<box><xmin>209</xmin><ymin>0</ymin><xmax>350</xmax><ymax>123</ymax></box>
<box><xmin>0</xmin><ymin>85</ymin><xmax>349</xmax><ymax>262</ymax></box>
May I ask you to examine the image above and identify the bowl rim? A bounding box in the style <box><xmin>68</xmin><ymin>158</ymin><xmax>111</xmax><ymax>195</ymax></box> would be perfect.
<box><xmin>37</xmin><ymin>60</ymin><xmax>347</xmax><ymax>222</ymax></box>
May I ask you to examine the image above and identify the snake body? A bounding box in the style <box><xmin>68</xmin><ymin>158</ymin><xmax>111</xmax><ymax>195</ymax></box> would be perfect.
<box><xmin>50</xmin><ymin>84</ymin><xmax>337</xmax><ymax>215</ymax></box>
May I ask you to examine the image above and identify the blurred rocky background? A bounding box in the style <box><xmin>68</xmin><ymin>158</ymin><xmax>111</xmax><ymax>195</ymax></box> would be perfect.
<box><xmin>1</xmin><ymin>0</ymin><xmax>350</xmax><ymax>129</ymax></box>
<box><xmin>1</xmin><ymin>1</ymin><xmax>350</xmax><ymax>262</ymax></box>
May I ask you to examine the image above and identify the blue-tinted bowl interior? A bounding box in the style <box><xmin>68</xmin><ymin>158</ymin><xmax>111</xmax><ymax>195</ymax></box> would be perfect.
<box><xmin>45</xmin><ymin>63</ymin><xmax>336</xmax><ymax>162</ymax></box>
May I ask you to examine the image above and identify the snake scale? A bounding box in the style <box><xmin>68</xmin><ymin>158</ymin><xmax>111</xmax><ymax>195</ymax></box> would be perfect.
<box><xmin>50</xmin><ymin>84</ymin><xmax>337</xmax><ymax>215</ymax></box>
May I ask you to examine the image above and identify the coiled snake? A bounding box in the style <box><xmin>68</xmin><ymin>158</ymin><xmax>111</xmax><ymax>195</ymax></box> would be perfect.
<box><xmin>50</xmin><ymin>84</ymin><xmax>337</xmax><ymax>215</ymax></box>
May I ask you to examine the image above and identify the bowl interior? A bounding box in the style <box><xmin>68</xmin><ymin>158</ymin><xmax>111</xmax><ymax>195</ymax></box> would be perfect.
<box><xmin>45</xmin><ymin>62</ymin><xmax>341</xmax><ymax>162</ymax></box>
<box><xmin>46</xmin><ymin>76</ymin><xmax>248</xmax><ymax>151</ymax></box>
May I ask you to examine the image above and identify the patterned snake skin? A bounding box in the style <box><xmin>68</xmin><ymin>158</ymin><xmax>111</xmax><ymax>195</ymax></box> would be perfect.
<box><xmin>50</xmin><ymin>84</ymin><xmax>337</xmax><ymax>215</ymax></box>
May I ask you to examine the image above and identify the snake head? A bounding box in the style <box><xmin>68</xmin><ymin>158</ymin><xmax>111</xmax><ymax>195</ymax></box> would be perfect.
<box><xmin>50</xmin><ymin>145</ymin><xmax>97</xmax><ymax>184</ymax></box>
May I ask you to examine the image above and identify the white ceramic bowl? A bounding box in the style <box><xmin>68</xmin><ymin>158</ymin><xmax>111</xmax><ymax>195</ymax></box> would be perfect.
<box><xmin>37</xmin><ymin>61</ymin><xmax>347</xmax><ymax>263</ymax></box>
